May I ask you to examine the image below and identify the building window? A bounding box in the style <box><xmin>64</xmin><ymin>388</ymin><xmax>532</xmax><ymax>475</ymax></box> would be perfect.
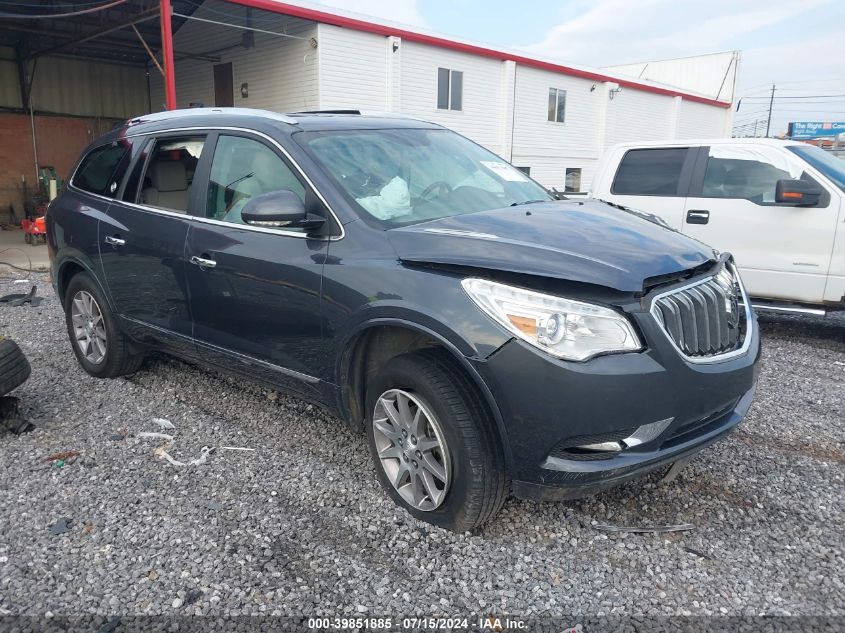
<box><xmin>564</xmin><ymin>167</ymin><xmax>582</xmax><ymax>192</ymax></box>
<box><xmin>548</xmin><ymin>88</ymin><xmax>566</xmax><ymax>123</ymax></box>
<box><xmin>437</xmin><ymin>68</ymin><xmax>463</xmax><ymax>111</ymax></box>
<box><xmin>515</xmin><ymin>166</ymin><xmax>531</xmax><ymax>176</ymax></box>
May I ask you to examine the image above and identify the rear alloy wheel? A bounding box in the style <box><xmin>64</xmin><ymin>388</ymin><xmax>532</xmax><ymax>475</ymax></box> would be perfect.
<box><xmin>366</xmin><ymin>349</ymin><xmax>508</xmax><ymax>532</ymax></box>
<box><xmin>64</xmin><ymin>272</ymin><xmax>143</xmax><ymax>378</ymax></box>
<box><xmin>70</xmin><ymin>290</ymin><xmax>108</xmax><ymax>365</ymax></box>
<box><xmin>372</xmin><ymin>388</ymin><xmax>452</xmax><ymax>511</ymax></box>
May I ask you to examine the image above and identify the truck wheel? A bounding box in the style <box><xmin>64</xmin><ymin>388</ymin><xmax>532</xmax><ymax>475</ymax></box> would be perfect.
<box><xmin>64</xmin><ymin>272</ymin><xmax>143</xmax><ymax>378</ymax></box>
<box><xmin>365</xmin><ymin>349</ymin><xmax>507</xmax><ymax>532</ymax></box>
<box><xmin>0</xmin><ymin>337</ymin><xmax>31</xmax><ymax>396</ymax></box>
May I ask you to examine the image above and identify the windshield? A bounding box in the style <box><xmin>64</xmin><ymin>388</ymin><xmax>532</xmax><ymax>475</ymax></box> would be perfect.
<box><xmin>296</xmin><ymin>128</ymin><xmax>553</xmax><ymax>227</ymax></box>
<box><xmin>787</xmin><ymin>144</ymin><xmax>845</xmax><ymax>193</ymax></box>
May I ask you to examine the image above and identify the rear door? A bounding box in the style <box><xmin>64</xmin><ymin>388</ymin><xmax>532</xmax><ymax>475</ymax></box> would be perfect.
<box><xmin>604</xmin><ymin>146</ymin><xmax>696</xmax><ymax>230</ymax></box>
<box><xmin>183</xmin><ymin>131</ymin><xmax>331</xmax><ymax>400</ymax></box>
<box><xmin>681</xmin><ymin>144</ymin><xmax>837</xmax><ymax>302</ymax></box>
<box><xmin>99</xmin><ymin>132</ymin><xmax>209</xmax><ymax>352</ymax></box>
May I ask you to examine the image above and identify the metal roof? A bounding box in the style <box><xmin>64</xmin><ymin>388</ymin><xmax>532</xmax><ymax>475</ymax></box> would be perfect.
<box><xmin>0</xmin><ymin>1</ymin><xmax>201</xmax><ymax>66</ymax></box>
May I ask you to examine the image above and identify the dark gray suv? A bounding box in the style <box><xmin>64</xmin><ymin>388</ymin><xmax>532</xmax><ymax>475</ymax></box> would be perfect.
<box><xmin>47</xmin><ymin>108</ymin><xmax>760</xmax><ymax>531</ymax></box>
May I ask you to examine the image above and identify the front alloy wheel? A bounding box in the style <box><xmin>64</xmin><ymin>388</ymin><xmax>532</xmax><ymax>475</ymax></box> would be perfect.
<box><xmin>365</xmin><ymin>350</ymin><xmax>508</xmax><ymax>531</ymax></box>
<box><xmin>372</xmin><ymin>388</ymin><xmax>451</xmax><ymax>511</ymax></box>
<box><xmin>71</xmin><ymin>290</ymin><xmax>107</xmax><ymax>364</ymax></box>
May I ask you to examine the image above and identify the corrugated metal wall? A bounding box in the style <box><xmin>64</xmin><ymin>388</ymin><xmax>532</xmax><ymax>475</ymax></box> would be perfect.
<box><xmin>0</xmin><ymin>48</ymin><xmax>147</xmax><ymax>119</ymax></box>
<box><xmin>0</xmin><ymin>46</ymin><xmax>147</xmax><ymax>118</ymax></box>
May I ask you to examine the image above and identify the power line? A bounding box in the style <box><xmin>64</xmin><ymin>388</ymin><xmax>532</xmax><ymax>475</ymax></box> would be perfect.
<box><xmin>741</xmin><ymin>94</ymin><xmax>845</xmax><ymax>100</ymax></box>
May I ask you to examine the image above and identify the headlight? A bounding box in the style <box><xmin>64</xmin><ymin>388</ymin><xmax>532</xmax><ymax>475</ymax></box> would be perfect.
<box><xmin>461</xmin><ymin>278</ymin><xmax>642</xmax><ymax>361</ymax></box>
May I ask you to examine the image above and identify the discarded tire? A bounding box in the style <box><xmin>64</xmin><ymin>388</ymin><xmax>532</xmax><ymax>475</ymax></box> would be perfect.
<box><xmin>0</xmin><ymin>337</ymin><xmax>31</xmax><ymax>396</ymax></box>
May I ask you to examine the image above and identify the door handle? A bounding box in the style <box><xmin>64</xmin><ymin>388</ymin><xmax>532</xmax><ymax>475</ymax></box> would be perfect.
<box><xmin>104</xmin><ymin>235</ymin><xmax>125</xmax><ymax>246</ymax></box>
<box><xmin>686</xmin><ymin>209</ymin><xmax>710</xmax><ymax>225</ymax></box>
<box><xmin>189</xmin><ymin>255</ymin><xmax>217</xmax><ymax>269</ymax></box>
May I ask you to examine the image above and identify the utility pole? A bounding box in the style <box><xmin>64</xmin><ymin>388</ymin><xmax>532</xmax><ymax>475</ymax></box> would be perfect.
<box><xmin>765</xmin><ymin>84</ymin><xmax>775</xmax><ymax>138</ymax></box>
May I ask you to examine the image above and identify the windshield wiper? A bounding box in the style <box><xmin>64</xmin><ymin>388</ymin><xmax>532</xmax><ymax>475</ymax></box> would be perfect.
<box><xmin>510</xmin><ymin>199</ymin><xmax>547</xmax><ymax>207</ymax></box>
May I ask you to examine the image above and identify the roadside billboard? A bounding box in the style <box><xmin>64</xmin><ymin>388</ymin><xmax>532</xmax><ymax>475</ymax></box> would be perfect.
<box><xmin>787</xmin><ymin>121</ymin><xmax>845</xmax><ymax>140</ymax></box>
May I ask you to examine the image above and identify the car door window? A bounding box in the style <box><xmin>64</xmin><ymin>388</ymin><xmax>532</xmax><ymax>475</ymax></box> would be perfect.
<box><xmin>612</xmin><ymin>148</ymin><xmax>688</xmax><ymax>196</ymax></box>
<box><xmin>72</xmin><ymin>141</ymin><xmax>132</xmax><ymax>197</ymax></box>
<box><xmin>701</xmin><ymin>145</ymin><xmax>804</xmax><ymax>204</ymax></box>
<box><xmin>138</xmin><ymin>136</ymin><xmax>206</xmax><ymax>213</ymax></box>
<box><xmin>205</xmin><ymin>135</ymin><xmax>306</xmax><ymax>226</ymax></box>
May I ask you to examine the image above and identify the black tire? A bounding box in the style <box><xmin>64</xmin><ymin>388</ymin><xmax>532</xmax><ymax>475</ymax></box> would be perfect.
<box><xmin>64</xmin><ymin>272</ymin><xmax>143</xmax><ymax>378</ymax></box>
<box><xmin>365</xmin><ymin>349</ymin><xmax>507</xmax><ymax>532</ymax></box>
<box><xmin>0</xmin><ymin>338</ymin><xmax>31</xmax><ymax>396</ymax></box>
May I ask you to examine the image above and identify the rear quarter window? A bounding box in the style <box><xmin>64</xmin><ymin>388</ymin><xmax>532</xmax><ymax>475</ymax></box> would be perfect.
<box><xmin>72</xmin><ymin>142</ymin><xmax>131</xmax><ymax>197</ymax></box>
<box><xmin>611</xmin><ymin>147</ymin><xmax>688</xmax><ymax>196</ymax></box>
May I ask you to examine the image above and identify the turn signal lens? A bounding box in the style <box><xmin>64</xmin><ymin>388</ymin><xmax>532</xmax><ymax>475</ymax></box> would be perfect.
<box><xmin>462</xmin><ymin>278</ymin><xmax>642</xmax><ymax>361</ymax></box>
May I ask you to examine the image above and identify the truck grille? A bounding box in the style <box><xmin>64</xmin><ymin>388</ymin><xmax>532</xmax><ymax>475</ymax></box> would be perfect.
<box><xmin>651</xmin><ymin>263</ymin><xmax>749</xmax><ymax>360</ymax></box>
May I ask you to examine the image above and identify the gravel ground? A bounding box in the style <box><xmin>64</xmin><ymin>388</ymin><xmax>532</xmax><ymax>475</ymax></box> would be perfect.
<box><xmin>0</xmin><ymin>273</ymin><xmax>842</xmax><ymax>618</ymax></box>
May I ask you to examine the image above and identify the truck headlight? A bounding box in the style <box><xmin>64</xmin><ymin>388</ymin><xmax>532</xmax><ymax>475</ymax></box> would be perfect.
<box><xmin>461</xmin><ymin>278</ymin><xmax>642</xmax><ymax>361</ymax></box>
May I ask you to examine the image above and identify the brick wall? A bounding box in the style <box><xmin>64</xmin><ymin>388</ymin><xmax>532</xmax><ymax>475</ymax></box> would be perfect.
<box><xmin>0</xmin><ymin>113</ymin><xmax>120</xmax><ymax>223</ymax></box>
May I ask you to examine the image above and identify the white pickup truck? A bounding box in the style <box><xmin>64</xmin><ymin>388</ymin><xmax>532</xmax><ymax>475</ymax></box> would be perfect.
<box><xmin>590</xmin><ymin>138</ymin><xmax>845</xmax><ymax>315</ymax></box>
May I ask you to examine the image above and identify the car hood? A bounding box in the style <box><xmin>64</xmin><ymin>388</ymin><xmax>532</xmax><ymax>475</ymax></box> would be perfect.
<box><xmin>385</xmin><ymin>199</ymin><xmax>716</xmax><ymax>293</ymax></box>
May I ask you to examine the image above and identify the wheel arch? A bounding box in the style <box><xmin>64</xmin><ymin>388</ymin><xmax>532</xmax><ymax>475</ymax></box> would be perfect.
<box><xmin>56</xmin><ymin>255</ymin><xmax>111</xmax><ymax>309</ymax></box>
<box><xmin>337</xmin><ymin>318</ymin><xmax>514</xmax><ymax>472</ymax></box>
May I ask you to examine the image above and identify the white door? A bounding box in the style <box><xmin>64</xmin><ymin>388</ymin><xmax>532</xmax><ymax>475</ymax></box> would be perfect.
<box><xmin>682</xmin><ymin>144</ymin><xmax>837</xmax><ymax>303</ymax></box>
<box><xmin>601</xmin><ymin>147</ymin><xmax>693</xmax><ymax>231</ymax></box>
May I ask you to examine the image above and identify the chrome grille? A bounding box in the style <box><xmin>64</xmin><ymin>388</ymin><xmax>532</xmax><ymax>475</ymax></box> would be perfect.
<box><xmin>651</xmin><ymin>264</ymin><xmax>750</xmax><ymax>361</ymax></box>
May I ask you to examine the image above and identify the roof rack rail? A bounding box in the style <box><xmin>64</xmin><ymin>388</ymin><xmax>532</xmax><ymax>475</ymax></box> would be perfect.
<box><xmin>127</xmin><ymin>107</ymin><xmax>299</xmax><ymax>126</ymax></box>
<box><xmin>293</xmin><ymin>109</ymin><xmax>363</xmax><ymax>115</ymax></box>
<box><xmin>290</xmin><ymin>109</ymin><xmax>426</xmax><ymax>122</ymax></box>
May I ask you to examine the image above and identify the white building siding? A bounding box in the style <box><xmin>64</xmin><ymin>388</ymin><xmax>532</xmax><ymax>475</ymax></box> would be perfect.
<box><xmin>318</xmin><ymin>25</ymin><xmax>387</xmax><ymax>110</ymax></box>
<box><xmin>509</xmin><ymin>65</ymin><xmax>607</xmax><ymax>190</ymax></box>
<box><xmin>399</xmin><ymin>40</ymin><xmax>505</xmax><ymax>154</ymax></box>
<box><xmin>603</xmin><ymin>89</ymin><xmax>677</xmax><ymax>149</ymax></box>
<box><xmin>150</xmin><ymin>2</ymin><xmax>318</xmax><ymax>112</ymax></box>
<box><xmin>676</xmin><ymin>100</ymin><xmax>731</xmax><ymax>138</ymax></box>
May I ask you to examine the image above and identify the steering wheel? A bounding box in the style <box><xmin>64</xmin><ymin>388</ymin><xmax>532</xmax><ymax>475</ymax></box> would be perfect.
<box><xmin>419</xmin><ymin>181</ymin><xmax>452</xmax><ymax>201</ymax></box>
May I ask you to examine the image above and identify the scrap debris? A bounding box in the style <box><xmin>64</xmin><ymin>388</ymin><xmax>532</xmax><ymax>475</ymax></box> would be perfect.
<box><xmin>138</xmin><ymin>418</ymin><xmax>255</xmax><ymax>467</ymax></box>
<box><xmin>42</xmin><ymin>450</ymin><xmax>81</xmax><ymax>464</ymax></box>
<box><xmin>0</xmin><ymin>285</ymin><xmax>42</xmax><ymax>307</ymax></box>
<box><xmin>152</xmin><ymin>417</ymin><xmax>176</xmax><ymax>430</ymax></box>
<box><xmin>50</xmin><ymin>517</ymin><xmax>72</xmax><ymax>535</ymax></box>
<box><xmin>594</xmin><ymin>523</ymin><xmax>695</xmax><ymax>534</ymax></box>
<box><xmin>0</xmin><ymin>396</ymin><xmax>34</xmax><ymax>435</ymax></box>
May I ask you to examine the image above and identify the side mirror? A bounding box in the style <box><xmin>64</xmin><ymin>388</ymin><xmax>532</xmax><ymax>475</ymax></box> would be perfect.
<box><xmin>775</xmin><ymin>179</ymin><xmax>823</xmax><ymax>207</ymax></box>
<box><xmin>241</xmin><ymin>190</ymin><xmax>326</xmax><ymax>231</ymax></box>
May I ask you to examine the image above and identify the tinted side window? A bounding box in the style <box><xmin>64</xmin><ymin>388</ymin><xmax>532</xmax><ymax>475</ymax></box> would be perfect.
<box><xmin>612</xmin><ymin>148</ymin><xmax>688</xmax><ymax>196</ymax></box>
<box><xmin>73</xmin><ymin>142</ymin><xmax>131</xmax><ymax>196</ymax></box>
<box><xmin>205</xmin><ymin>135</ymin><xmax>305</xmax><ymax>227</ymax></box>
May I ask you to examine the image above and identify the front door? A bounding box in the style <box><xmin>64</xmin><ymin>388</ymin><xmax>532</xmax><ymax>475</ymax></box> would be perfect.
<box><xmin>184</xmin><ymin>132</ymin><xmax>329</xmax><ymax>400</ymax></box>
<box><xmin>682</xmin><ymin>144</ymin><xmax>837</xmax><ymax>303</ymax></box>
<box><xmin>213</xmin><ymin>63</ymin><xmax>234</xmax><ymax>107</ymax></box>
<box><xmin>99</xmin><ymin>133</ymin><xmax>208</xmax><ymax>351</ymax></box>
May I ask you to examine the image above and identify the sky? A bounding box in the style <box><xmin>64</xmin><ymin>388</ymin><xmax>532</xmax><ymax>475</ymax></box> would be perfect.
<box><xmin>305</xmin><ymin>0</ymin><xmax>845</xmax><ymax>137</ymax></box>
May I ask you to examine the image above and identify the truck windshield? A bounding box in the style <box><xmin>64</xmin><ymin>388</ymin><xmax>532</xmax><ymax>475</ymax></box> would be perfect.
<box><xmin>296</xmin><ymin>128</ymin><xmax>553</xmax><ymax>227</ymax></box>
<box><xmin>787</xmin><ymin>144</ymin><xmax>845</xmax><ymax>193</ymax></box>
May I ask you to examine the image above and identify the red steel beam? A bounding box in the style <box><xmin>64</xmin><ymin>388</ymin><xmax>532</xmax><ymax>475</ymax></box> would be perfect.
<box><xmin>159</xmin><ymin>0</ymin><xmax>177</xmax><ymax>110</ymax></box>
